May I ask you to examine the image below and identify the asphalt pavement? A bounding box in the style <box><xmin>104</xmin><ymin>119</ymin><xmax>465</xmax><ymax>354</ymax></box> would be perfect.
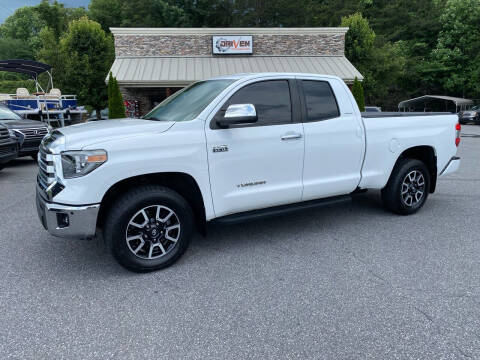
<box><xmin>1</xmin><ymin>125</ymin><xmax>480</xmax><ymax>359</ymax></box>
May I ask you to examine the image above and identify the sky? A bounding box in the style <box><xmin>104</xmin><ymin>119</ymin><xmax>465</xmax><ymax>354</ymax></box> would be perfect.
<box><xmin>0</xmin><ymin>0</ymin><xmax>90</xmax><ymax>23</ymax></box>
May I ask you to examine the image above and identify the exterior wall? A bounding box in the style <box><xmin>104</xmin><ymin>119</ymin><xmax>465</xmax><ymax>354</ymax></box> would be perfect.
<box><xmin>114</xmin><ymin>34</ymin><xmax>345</xmax><ymax>57</ymax></box>
<box><xmin>121</xmin><ymin>87</ymin><xmax>181</xmax><ymax>116</ymax></box>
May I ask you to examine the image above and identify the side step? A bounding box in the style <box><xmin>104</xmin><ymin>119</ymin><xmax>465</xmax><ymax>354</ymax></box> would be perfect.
<box><xmin>211</xmin><ymin>195</ymin><xmax>351</xmax><ymax>225</ymax></box>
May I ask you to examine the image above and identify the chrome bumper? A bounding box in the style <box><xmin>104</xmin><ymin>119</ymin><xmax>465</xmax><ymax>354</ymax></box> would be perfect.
<box><xmin>36</xmin><ymin>185</ymin><xmax>100</xmax><ymax>239</ymax></box>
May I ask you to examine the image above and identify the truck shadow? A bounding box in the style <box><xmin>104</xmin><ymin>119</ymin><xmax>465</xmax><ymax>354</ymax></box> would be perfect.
<box><xmin>185</xmin><ymin>191</ymin><xmax>387</xmax><ymax>261</ymax></box>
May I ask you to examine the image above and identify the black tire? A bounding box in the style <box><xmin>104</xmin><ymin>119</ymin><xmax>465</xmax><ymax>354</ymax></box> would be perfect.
<box><xmin>381</xmin><ymin>158</ymin><xmax>430</xmax><ymax>215</ymax></box>
<box><xmin>104</xmin><ymin>185</ymin><xmax>194</xmax><ymax>272</ymax></box>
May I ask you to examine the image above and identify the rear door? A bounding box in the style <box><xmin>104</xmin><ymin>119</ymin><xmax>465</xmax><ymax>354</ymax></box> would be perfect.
<box><xmin>298</xmin><ymin>77</ymin><xmax>365</xmax><ymax>200</ymax></box>
<box><xmin>205</xmin><ymin>78</ymin><xmax>305</xmax><ymax>217</ymax></box>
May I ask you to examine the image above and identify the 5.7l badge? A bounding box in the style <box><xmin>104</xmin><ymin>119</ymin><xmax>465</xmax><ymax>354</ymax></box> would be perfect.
<box><xmin>213</xmin><ymin>145</ymin><xmax>229</xmax><ymax>153</ymax></box>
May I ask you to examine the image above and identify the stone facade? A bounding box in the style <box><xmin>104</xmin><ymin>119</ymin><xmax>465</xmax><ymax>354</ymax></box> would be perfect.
<box><xmin>114</xmin><ymin>34</ymin><xmax>345</xmax><ymax>57</ymax></box>
<box><xmin>112</xmin><ymin>28</ymin><xmax>350</xmax><ymax>116</ymax></box>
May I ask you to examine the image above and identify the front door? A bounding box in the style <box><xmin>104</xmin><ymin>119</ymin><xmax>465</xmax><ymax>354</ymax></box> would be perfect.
<box><xmin>205</xmin><ymin>79</ymin><xmax>305</xmax><ymax>217</ymax></box>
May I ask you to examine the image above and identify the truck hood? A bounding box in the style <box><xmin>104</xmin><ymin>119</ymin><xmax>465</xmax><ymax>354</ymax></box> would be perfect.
<box><xmin>58</xmin><ymin>118</ymin><xmax>175</xmax><ymax>149</ymax></box>
<box><xmin>0</xmin><ymin>119</ymin><xmax>48</xmax><ymax>129</ymax></box>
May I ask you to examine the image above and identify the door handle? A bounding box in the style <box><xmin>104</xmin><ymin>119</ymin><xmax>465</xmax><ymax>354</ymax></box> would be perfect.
<box><xmin>281</xmin><ymin>133</ymin><xmax>302</xmax><ymax>141</ymax></box>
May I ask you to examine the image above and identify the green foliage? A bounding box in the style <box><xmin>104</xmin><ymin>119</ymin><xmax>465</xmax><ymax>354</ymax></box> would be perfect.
<box><xmin>107</xmin><ymin>72</ymin><xmax>114</xmax><ymax>111</ymax></box>
<box><xmin>59</xmin><ymin>17</ymin><xmax>114</xmax><ymax>112</ymax></box>
<box><xmin>108</xmin><ymin>75</ymin><xmax>126</xmax><ymax>119</ymax></box>
<box><xmin>432</xmin><ymin>0</ymin><xmax>480</xmax><ymax>98</ymax></box>
<box><xmin>1</xmin><ymin>0</ymin><xmax>479</xmax><ymax>111</ymax></box>
<box><xmin>0</xmin><ymin>79</ymin><xmax>36</xmax><ymax>94</ymax></box>
<box><xmin>0</xmin><ymin>38</ymin><xmax>35</xmax><ymax>60</ymax></box>
<box><xmin>88</xmin><ymin>0</ymin><xmax>123</xmax><ymax>31</ymax></box>
<box><xmin>89</xmin><ymin>0</ymin><xmax>190</xmax><ymax>30</ymax></box>
<box><xmin>0</xmin><ymin>6</ymin><xmax>47</xmax><ymax>52</ymax></box>
<box><xmin>341</xmin><ymin>13</ymin><xmax>375</xmax><ymax>73</ymax></box>
<box><xmin>351</xmin><ymin>77</ymin><xmax>365</xmax><ymax>111</ymax></box>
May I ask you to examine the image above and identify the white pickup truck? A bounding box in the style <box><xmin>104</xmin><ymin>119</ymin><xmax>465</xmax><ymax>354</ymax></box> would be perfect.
<box><xmin>36</xmin><ymin>73</ymin><xmax>461</xmax><ymax>272</ymax></box>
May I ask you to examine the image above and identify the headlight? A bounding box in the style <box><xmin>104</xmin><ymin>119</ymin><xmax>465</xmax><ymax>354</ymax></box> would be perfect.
<box><xmin>8</xmin><ymin>129</ymin><xmax>16</xmax><ymax>138</ymax></box>
<box><xmin>61</xmin><ymin>150</ymin><xmax>107</xmax><ymax>178</ymax></box>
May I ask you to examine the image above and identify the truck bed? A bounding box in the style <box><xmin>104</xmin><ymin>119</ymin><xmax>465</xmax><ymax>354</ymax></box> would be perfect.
<box><xmin>361</xmin><ymin>112</ymin><xmax>454</xmax><ymax>118</ymax></box>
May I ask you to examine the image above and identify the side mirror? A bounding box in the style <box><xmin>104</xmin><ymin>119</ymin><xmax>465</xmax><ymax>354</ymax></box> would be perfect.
<box><xmin>216</xmin><ymin>104</ymin><xmax>258</xmax><ymax>128</ymax></box>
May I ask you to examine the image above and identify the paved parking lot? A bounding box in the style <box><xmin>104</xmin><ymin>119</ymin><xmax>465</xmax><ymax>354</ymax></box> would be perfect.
<box><xmin>1</xmin><ymin>125</ymin><xmax>479</xmax><ymax>359</ymax></box>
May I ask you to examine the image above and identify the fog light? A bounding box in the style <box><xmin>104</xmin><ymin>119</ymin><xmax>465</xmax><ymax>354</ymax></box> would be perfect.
<box><xmin>56</xmin><ymin>213</ymin><xmax>69</xmax><ymax>228</ymax></box>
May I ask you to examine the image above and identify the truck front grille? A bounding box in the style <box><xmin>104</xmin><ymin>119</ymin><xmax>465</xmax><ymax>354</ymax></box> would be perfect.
<box><xmin>37</xmin><ymin>147</ymin><xmax>55</xmax><ymax>190</ymax></box>
<box><xmin>0</xmin><ymin>127</ymin><xmax>10</xmax><ymax>143</ymax></box>
<box><xmin>17</xmin><ymin>127</ymin><xmax>48</xmax><ymax>140</ymax></box>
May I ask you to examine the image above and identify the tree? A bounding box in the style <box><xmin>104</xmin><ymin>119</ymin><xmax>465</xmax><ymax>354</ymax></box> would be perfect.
<box><xmin>0</xmin><ymin>6</ymin><xmax>47</xmax><ymax>52</ymax></box>
<box><xmin>36</xmin><ymin>27</ymin><xmax>68</xmax><ymax>90</ymax></box>
<box><xmin>107</xmin><ymin>71</ymin><xmax>115</xmax><ymax>114</ymax></box>
<box><xmin>59</xmin><ymin>17</ymin><xmax>114</xmax><ymax>116</ymax></box>
<box><xmin>351</xmin><ymin>77</ymin><xmax>365</xmax><ymax>111</ymax></box>
<box><xmin>89</xmin><ymin>0</ymin><xmax>190</xmax><ymax>30</ymax></box>
<box><xmin>341</xmin><ymin>13</ymin><xmax>375</xmax><ymax>74</ymax></box>
<box><xmin>432</xmin><ymin>0</ymin><xmax>480</xmax><ymax>98</ymax></box>
<box><xmin>89</xmin><ymin>0</ymin><xmax>123</xmax><ymax>31</ymax></box>
<box><xmin>0</xmin><ymin>38</ymin><xmax>35</xmax><ymax>60</ymax></box>
<box><xmin>108</xmin><ymin>76</ymin><xmax>126</xmax><ymax>119</ymax></box>
<box><xmin>36</xmin><ymin>0</ymin><xmax>68</xmax><ymax>40</ymax></box>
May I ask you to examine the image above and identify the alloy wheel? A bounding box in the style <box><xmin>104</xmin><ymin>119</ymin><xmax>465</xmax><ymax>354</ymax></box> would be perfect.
<box><xmin>125</xmin><ymin>205</ymin><xmax>181</xmax><ymax>259</ymax></box>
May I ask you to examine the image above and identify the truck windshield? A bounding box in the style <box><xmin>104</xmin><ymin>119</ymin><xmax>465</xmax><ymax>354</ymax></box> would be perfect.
<box><xmin>143</xmin><ymin>79</ymin><xmax>235</xmax><ymax>122</ymax></box>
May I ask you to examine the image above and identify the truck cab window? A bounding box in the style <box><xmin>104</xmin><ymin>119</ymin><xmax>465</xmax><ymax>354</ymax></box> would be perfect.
<box><xmin>225</xmin><ymin>80</ymin><xmax>292</xmax><ymax>126</ymax></box>
<box><xmin>302</xmin><ymin>80</ymin><xmax>340</xmax><ymax>122</ymax></box>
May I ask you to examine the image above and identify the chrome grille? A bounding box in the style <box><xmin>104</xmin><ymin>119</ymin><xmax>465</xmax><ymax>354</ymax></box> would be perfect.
<box><xmin>37</xmin><ymin>147</ymin><xmax>55</xmax><ymax>190</ymax></box>
<box><xmin>17</xmin><ymin>127</ymin><xmax>48</xmax><ymax>140</ymax></box>
<box><xmin>0</xmin><ymin>127</ymin><xmax>9</xmax><ymax>143</ymax></box>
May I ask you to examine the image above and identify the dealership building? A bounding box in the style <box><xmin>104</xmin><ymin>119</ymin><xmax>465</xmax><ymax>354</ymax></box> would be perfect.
<box><xmin>108</xmin><ymin>27</ymin><xmax>363</xmax><ymax>116</ymax></box>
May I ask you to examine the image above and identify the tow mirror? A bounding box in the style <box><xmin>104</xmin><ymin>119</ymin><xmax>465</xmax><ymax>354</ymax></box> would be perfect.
<box><xmin>216</xmin><ymin>103</ymin><xmax>258</xmax><ymax>128</ymax></box>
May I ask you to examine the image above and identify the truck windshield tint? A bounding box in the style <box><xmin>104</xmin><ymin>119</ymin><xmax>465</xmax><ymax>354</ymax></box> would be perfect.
<box><xmin>143</xmin><ymin>79</ymin><xmax>235</xmax><ymax>122</ymax></box>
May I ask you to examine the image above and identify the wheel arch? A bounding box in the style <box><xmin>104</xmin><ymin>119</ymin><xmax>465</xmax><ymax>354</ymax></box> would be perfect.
<box><xmin>391</xmin><ymin>145</ymin><xmax>437</xmax><ymax>193</ymax></box>
<box><xmin>97</xmin><ymin>172</ymin><xmax>207</xmax><ymax>234</ymax></box>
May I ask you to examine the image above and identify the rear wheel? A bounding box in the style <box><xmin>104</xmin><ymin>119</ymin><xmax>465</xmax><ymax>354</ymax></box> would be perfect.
<box><xmin>104</xmin><ymin>185</ymin><xmax>194</xmax><ymax>272</ymax></box>
<box><xmin>381</xmin><ymin>158</ymin><xmax>430</xmax><ymax>215</ymax></box>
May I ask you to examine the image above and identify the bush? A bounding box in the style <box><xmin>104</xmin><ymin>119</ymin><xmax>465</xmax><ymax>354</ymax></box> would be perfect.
<box><xmin>108</xmin><ymin>75</ymin><xmax>126</xmax><ymax>119</ymax></box>
<box><xmin>351</xmin><ymin>77</ymin><xmax>365</xmax><ymax>112</ymax></box>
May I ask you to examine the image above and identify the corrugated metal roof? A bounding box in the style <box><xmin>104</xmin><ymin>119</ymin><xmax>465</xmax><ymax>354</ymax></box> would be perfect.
<box><xmin>109</xmin><ymin>56</ymin><xmax>363</xmax><ymax>86</ymax></box>
<box><xmin>398</xmin><ymin>95</ymin><xmax>473</xmax><ymax>108</ymax></box>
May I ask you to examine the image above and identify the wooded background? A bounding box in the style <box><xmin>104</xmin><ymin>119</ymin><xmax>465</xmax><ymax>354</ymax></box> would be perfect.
<box><xmin>0</xmin><ymin>0</ymin><xmax>478</xmax><ymax>111</ymax></box>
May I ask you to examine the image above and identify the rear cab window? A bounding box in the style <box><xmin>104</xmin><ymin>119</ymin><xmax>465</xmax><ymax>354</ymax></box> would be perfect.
<box><xmin>300</xmin><ymin>80</ymin><xmax>340</xmax><ymax>122</ymax></box>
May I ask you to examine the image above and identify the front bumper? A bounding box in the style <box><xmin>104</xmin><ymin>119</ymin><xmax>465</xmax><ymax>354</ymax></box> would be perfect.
<box><xmin>0</xmin><ymin>142</ymin><xmax>18</xmax><ymax>164</ymax></box>
<box><xmin>36</xmin><ymin>184</ymin><xmax>100</xmax><ymax>239</ymax></box>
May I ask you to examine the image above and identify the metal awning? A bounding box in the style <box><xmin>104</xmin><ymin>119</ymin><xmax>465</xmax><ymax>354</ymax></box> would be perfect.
<box><xmin>0</xmin><ymin>59</ymin><xmax>51</xmax><ymax>78</ymax></box>
<box><xmin>109</xmin><ymin>55</ymin><xmax>363</xmax><ymax>87</ymax></box>
<box><xmin>399</xmin><ymin>95</ymin><xmax>473</xmax><ymax>109</ymax></box>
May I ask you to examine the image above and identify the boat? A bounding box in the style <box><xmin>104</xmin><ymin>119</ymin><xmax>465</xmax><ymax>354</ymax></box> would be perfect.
<box><xmin>0</xmin><ymin>59</ymin><xmax>86</xmax><ymax>127</ymax></box>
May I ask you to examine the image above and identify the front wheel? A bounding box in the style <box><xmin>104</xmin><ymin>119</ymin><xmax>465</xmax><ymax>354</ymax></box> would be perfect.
<box><xmin>104</xmin><ymin>185</ymin><xmax>194</xmax><ymax>272</ymax></box>
<box><xmin>381</xmin><ymin>158</ymin><xmax>430</xmax><ymax>215</ymax></box>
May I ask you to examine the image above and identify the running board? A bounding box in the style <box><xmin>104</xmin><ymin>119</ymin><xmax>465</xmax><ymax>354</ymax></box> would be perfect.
<box><xmin>211</xmin><ymin>195</ymin><xmax>351</xmax><ymax>225</ymax></box>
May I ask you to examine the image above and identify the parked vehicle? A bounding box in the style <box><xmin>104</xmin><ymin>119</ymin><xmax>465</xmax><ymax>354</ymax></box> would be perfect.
<box><xmin>0</xmin><ymin>123</ymin><xmax>18</xmax><ymax>171</ymax></box>
<box><xmin>36</xmin><ymin>73</ymin><xmax>461</xmax><ymax>272</ymax></box>
<box><xmin>459</xmin><ymin>105</ymin><xmax>479</xmax><ymax>124</ymax></box>
<box><xmin>0</xmin><ymin>105</ymin><xmax>48</xmax><ymax>159</ymax></box>
<box><xmin>87</xmin><ymin>108</ymin><xmax>109</xmax><ymax>121</ymax></box>
<box><xmin>364</xmin><ymin>106</ymin><xmax>382</xmax><ymax>112</ymax></box>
